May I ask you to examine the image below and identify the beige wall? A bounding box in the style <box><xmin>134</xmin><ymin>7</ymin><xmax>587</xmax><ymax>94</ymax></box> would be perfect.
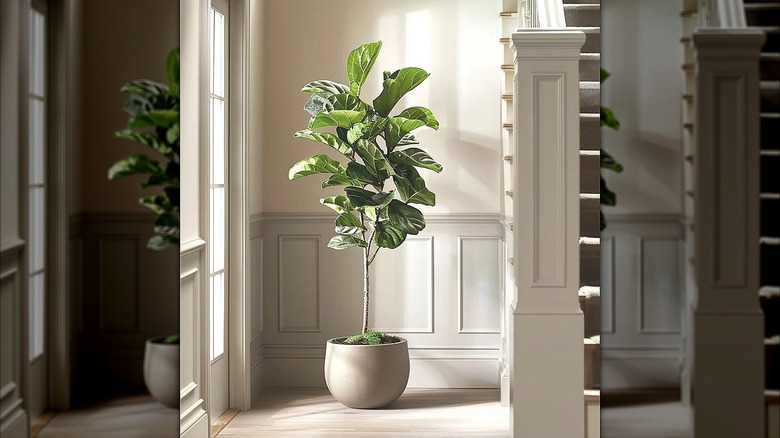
<box><xmin>77</xmin><ymin>0</ymin><xmax>179</xmax><ymax>214</ymax></box>
<box><xmin>260</xmin><ymin>0</ymin><xmax>502</xmax><ymax>214</ymax></box>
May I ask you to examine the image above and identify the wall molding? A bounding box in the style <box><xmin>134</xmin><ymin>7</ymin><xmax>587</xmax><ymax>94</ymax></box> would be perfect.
<box><xmin>181</xmin><ymin>238</ymin><xmax>206</xmax><ymax>256</ymax></box>
<box><xmin>603</xmin><ymin>213</ymin><xmax>683</xmax><ymax>224</ymax></box>
<box><xmin>252</xmin><ymin>212</ymin><xmax>501</xmax><ymax>225</ymax></box>
<box><xmin>0</xmin><ymin>238</ymin><xmax>25</xmax><ymax>256</ymax></box>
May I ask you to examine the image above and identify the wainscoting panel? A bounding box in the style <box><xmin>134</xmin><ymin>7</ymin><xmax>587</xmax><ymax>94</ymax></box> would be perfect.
<box><xmin>253</xmin><ymin>213</ymin><xmax>504</xmax><ymax>389</ymax></box>
<box><xmin>180</xmin><ymin>238</ymin><xmax>207</xmax><ymax>437</ymax></box>
<box><xmin>97</xmin><ymin>236</ymin><xmax>139</xmax><ymax>331</ymax></box>
<box><xmin>601</xmin><ymin>214</ymin><xmax>684</xmax><ymax>388</ymax></box>
<box><xmin>0</xmin><ymin>248</ymin><xmax>28</xmax><ymax>438</ymax></box>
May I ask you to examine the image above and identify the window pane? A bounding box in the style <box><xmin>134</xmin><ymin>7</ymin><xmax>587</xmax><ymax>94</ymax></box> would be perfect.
<box><xmin>33</xmin><ymin>11</ymin><xmax>45</xmax><ymax>97</ymax></box>
<box><xmin>211</xmin><ymin>187</ymin><xmax>225</xmax><ymax>272</ymax></box>
<box><xmin>29</xmin><ymin>98</ymin><xmax>45</xmax><ymax>184</ymax></box>
<box><xmin>29</xmin><ymin>188</ymin><xmax>45</xmax><ymax>271</ymax></box>
<box><xmin>210</xmin><ymin>272</ymin><xmax>225</xmax><ymax>359</ymax></box>
<box><xmin>29</xmin><ymin>272</ymin><xmax>45</xmax><ymax>360</ymax></box>
<box><xmin>210</xmin><ymin>98</ymin><xmax>224</xmax><ymax>185</ymax></box>
<box><xmin>212</xmin><ymin>10</ymin><xmax>225</xmax><ymax>97</ymax></box>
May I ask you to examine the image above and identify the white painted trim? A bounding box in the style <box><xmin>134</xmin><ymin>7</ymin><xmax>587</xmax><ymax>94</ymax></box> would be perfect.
<box><xmin>181</xmin><ymin>238</ymin><xmax>207</xmax><ymax>256</ymax></box>
<box><xmin>277</xmin><ymin>235</ymin><xmax>321</xmax><ymax>333</ymax></box>
<box><xmin>457</xmin><ymin>236</ymin><xmax>502</xmax><ymax>334</ymax></box>
<box><xmin>0</xmin><ymin>238</ymin><xmax>25</xmax><ymax>256</ymax></box>
<box><xmin>604</xmin><ymin>213</ymin><xmax>683</xmax><ymax>224</ymax></box>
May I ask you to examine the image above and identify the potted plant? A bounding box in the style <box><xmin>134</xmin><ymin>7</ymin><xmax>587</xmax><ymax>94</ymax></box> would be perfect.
<box><xmin>107</xmin><ymin>47</ymin><xmax>180</xmax><ymax>408</ymax></box>
<box><xmin>289</xmin><ymin>41</ymin><xmax>441</xmax><ymax>408</ymax></box>
<box><xmin>600</xmin><ymin>68</ymin><xmax>624</xmax><ymax>230</ymax></box>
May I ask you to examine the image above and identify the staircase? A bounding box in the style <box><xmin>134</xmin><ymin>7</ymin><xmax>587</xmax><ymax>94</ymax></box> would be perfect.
<box><xmin>746</xmin><ymin>1</ymin><xmax>780</xmax><ymax>425</ymax></box>
<box><xmin>497</xmin><ymin>0</ymin><xmax>601</xmax><ymax>427</ymax></box>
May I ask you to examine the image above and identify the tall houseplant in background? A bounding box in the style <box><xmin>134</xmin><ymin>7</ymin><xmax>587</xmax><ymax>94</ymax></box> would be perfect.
<box><xmin>600</xmin><ymin>68</ymin><xmax>624</xmax><ymax>230</ymax></box>
<box><xmin>107</xmin><ymin>47</ymin><xmax>180</xmax><ymax>408</ymax></box>
<box><xmin>289</xmin><ymin>41</ymin><xmax>441</xmax><ymax>408</ymax></box>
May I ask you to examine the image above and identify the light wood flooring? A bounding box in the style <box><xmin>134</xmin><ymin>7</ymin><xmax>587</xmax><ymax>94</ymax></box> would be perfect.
<box><xmin>217</xmin><ymin>387</ymin><xmax>510</xmax><ymax>437</ymax></box>
<box><xmin>36</xmin><ymin>395</ymin><xmax>178</xmax><ymax>438</ymax></box>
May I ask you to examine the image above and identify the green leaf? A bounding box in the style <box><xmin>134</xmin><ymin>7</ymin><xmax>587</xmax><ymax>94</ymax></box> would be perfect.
<box><xmin>327</xmin><ymin>94</ymin><xmax>370</xmax><ymax>112</ymax></box>
<box><xmin>354</xmin><ymin>139</ymin><xmax>393</xmax><ymax>179</ymax></box>
<box><xmin>335</xmin><ymin>213</ymin><xmax>366</xmax><ymax>235</ymax></box>
<box><xmin>366</xmin><ymin>117</ymin><xmax>389</xmax><ymax>139</ymax></box>
<box><xmin>384</xmin><ymin>117</ymin><xmax>426</xmax><ymax>149</ymax></box>
<box><xmin>601</xmin><ymin>106</ymin><xmax>620</xmax><ymax>130</ymax></box>
<box><xmin>120</xmin><ymin>79</ymin><xmax>168</xmax><ymax>98</ymax></box>
<box><xmin>392</xmin><ymin>164</ymin><xmax>436</xmax><ymax>206</ymax></box>
<box><xmin>373</xmin><ymin>67</ymin><xmax>431</xmax><ymax>117</ymax></box>
<box><xmin>108</xmin><ymin>154</ymin><xmax>164</xmax><ymax>180</ymax></box>
<box><xmin>373</xmin><ymin>222</ymin><xmax>407</xmax><ymax>249</ymax></box>
<box><xmin>114</xmin><ymin>129</ymin><xmax>173</xmax><ymax>156</ymax></box>
<box><xmin>387</xmin><ymin>200</ymin><xmax>425</xmax><ymax>235</ymax></box>
<box><xmin>328</xmin><ymin>235</ymin><xmax>368</xmax><ymax>250</ymax></box>
<box><xmin>288</xmin><ymin>154</ymin><xmax>346</xmax><ymax>180</ymax></box>
<box><xmin>345</xmin><ymin>161</ymin><xmax>375</xmax><ymax>185</ymax></box>
<box><xmin>293</xmin><ymin>130</ymin><xmax>353</xmax><ymax>158</ymax></box>
<box><xmin>166</xmin><ymin>123</ymin><xmax>180</xmax><ymax>145</ymax></box>
<box><xmin>304</xmin><ymin>93</ymin><xmax>330</xmax><ymax>116</ymax></box>
<box><xmin>347</xmin><ymin>123</ymin><xmax>367</xmax><ymax>144</ymax></box>
<box><xmin>147</xmin><ymin>109</ymin><xmax>179</xmax><ymax>128</ymax></box>
<box><xmin>397</xmin><ymin>133</ymin><xmax>419</xmax><ymax>146</ymax></box>
<box><xmin>167</xmin><ymin>47</ymin><xmax>180</xmax><ymax>96</ymax></box>
<box><xmin>154</xmin><ymin>212</ymin><xmax>179</xmax><ymax>236</ymax></box>
<box><xmin>320</xmin><ymin>195</ymin><xmax>352</xmax><ymax>214</ymax></box>
<box><xmin>310</xmin><ymin>110</ymin><xmax>366</xmax><ymax>129</ymax></box>
<box><xmin>601</xmin><ymin>177</ymin><xmax>617</xmax><ymax>206</ymax></box>
<box><xmin>398</xmin><ymin>106</ymin><xmax>439</xmax><ymax>130</ymax></box>
<box><xmin>139</xmin><ymin>195</ymin><xmax>170</xmax><ymax>215</ymax></box>
<box><xmin>347</xmin><ymin>41</ymin><xmax>382</xmax><ymax>96</ymax></box>
<box><xmin>321</xmin><ymin>174</ymin><xmax>356</xmax><ymax>188</ymax></box>
<box><xmin>600</xmin><ymin>149</ymin><xmax>624</xmax><ymax>173</ymax></box>
<box><xmin>147</xmin><ymin>234</ymin><xmax>179</xmax><ymax>250</ymax></box>
<box><xmin>301</xmin><ymin>80</ymin><xmax>350</xmax><ymax>96</ymax></box>
<box><xmin>389</xmin><ymin>147</ymin><xmax>442</xmax><ymax>173</ymax></box>
<box><xmin>344</xmin><ymin>186</ymin><xmax>394</xmax><ymax>209</ymax></box>
<box><xmin>600</xmin><ymin>68</ymin><xmax>611</xmax><ymax>83</ymax></box>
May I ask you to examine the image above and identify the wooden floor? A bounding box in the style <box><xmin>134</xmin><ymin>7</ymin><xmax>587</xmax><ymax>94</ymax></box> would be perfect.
<box><xmin>217</xmin><ymin>387</ymin><xmax>510</xmax><ymax>437</ymax></box>
<box><xmin>36</xmin><ymin>395</ymin><xmax>178</xmax><ymax>438</ymax></box>
<box><xmin>601</xmin><ymin>401</ymin><xmax>691</xmax><ymax>438</ymax></box>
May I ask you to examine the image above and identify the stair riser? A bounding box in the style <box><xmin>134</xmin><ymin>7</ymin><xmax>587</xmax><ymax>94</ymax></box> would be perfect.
<box><xmin>564</xmin><ymin>5</ymin><xmax>600</xmax><ymax>28</ymax></box>
<box><xmin>580</xmin><ymin>56</ymin><xmax>600</xmax><ymax>82</ymax></box>
<box><xmin>763</xmin><ymin>31</ymin><xmax>780</xmax><ymax>53</ymax></box>
<box><xmin>761</xmin><ymin>85</ymin><xmax>779</xmax><ymax>113</ymax></box>
<box><xmin>581</xmin><ymin>154</ymin><xmax>600</xmax><ymax>195</ymax></box>
<box><xmin>563</xmin><ymin>0</ymin><xmax>600</xmax><ymax>4</ymax></box>
<box><xmin>584</xmin><ymin>341</ymin><xmax>600</xmax><ymax>390</ymax></box>
<box><xmin>760</xmin><ymin>56</ymin><xmax>779</xmax><ymax>81</ymax></box>
<box><xmin>582</xmin><ymin>29</ymin><xmax>600</xmax><ymax>53</ymax></box>
<box><xmin>762</xmin><ymin>198</ymin><xmax>780</xmax><ymax>237</ymax></box>
<box><xmin>745</xmin><ymin>6</ymin><xmax>780</xmax><ymax>27</ymax></box>
<box><xmin>581</xmin><ymin>116</ymin><xmax>600</xmax><ymax>151</ymax></box>
<box><xmin>761</xmin><ymin>116</ymin><xmax>779</xmax><ymax>150</ymax></box>
<box><xmin>581</xmin><ymin>210</ymin><xmax>600</xmax><ymax>239</ymax></box>
<box><xmin>581</xmin><ymin>243</ymin><xmax>600</xmax><ymax>286</ymax></box>
<box><xmin>761</xmin><ymin>243</ymin><xmax>780</xmax><ymax>285</ymax></box>
<box><xmin>580</xmin><ymin>85</ymin><xmax>600</xmax><ymax>113</ymax></box>
<box><xmin>761</xmin><ymin>294</ymin><xmax>780</xmax><ymax>337</ymax></box>
<box><xmin>763</xmin><ymin>154</ymin><xmax>780</xmax><ymax>193</ymax></box>
<box><xmin>767</xmin><ymin>341</ymin><xmax>780</xmax><ymax>390</ymax></box>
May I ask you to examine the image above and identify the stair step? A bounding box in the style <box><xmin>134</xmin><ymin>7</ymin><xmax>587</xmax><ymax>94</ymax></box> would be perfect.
<box><xmin>580</xmin><ymin>238</ymin><xmax>600</xmax><ymax>287</ymax></box>
<box><xmin>762</xmin><ymin>153</ymin><xmax>780</xmax><ymax>193</ymax></box>
<box><xmin>563</xmin><ymin>4</ymin><xmax>600</xmax><ymax>28</ymax></box>
<box><xmin>581</xmin><ymin>150</ymin><xmax>600</xmax><ymax>195</ymax></box>
<box><xmin>754</xmin><ymin>26</ymin><xmax>780</xmax><ymax>52</ymax></box>
<box><xmin>579</xmin><ymin>287</ymin><xmax>601</xmax><ymax>339</ymax></box>
<box><xmin>580</xmin><ymin>53</ymin><xmax>601</xmax><ymax>82</ymax></box>
<box><xmin>580</xmin><ymin>81</ymin><xmax>600</xmax><ymax>113</ymax></box>
<box><xmin>745</xmin><ymin>3</ymin><xmax>780</xmax><ymax>27</ymax></box>
<box><xmin>767</xmin><ymin>335</ymin><xmax>780</xmax><ymax>390</ymax></box>
<box><xmin>762</xmin><ymin>113</ymin><xmax>780</xmax><ymax>150</ymax></box>
<box><xmin>760</xmin><ymin>52</ymin><xmax>779</xmax><ymax>81</ymax></box>
<box><xmin>584</xmin><ymin>336</ymin><xmax>600</xmax><ymax>390</ymax></box>
<box><xmin>581</xmin><ymin>113</ymin><xmax>600</xmax><ymax>151</ymax></box>
<box><xmin>761</xmin><ymin>287</ymin><xmax>780</xmax><ymax>338</ymax></box>
<box><xmin>761</xmin><ymin>198</ymin><xmax>780</xmax><ymax>236</ymax></box>
<box><xmin>761</xmin><ymin>81</ymin><xmax>779</xmax><ymax>113</ymax></box>
<box><xmin>762</xmin><ymin>242</ymin><xmax>780</xmax><ymax>285</ymax></box>
<box><xmin>568</xmin><ymin>27</ymin><xmax>600</xmax><ymax>53</ymax></box>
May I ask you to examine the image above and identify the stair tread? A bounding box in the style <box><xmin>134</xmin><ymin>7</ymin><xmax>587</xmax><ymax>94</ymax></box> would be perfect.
<box><xmin>579</xmin><ymin>236</ymin><xmax>600</xmax><ymax>245</ymax></box>
<box><xmin>760</xmin><ymin>285</ymin><xmax>780</xmax><ymax>297</ymax></box>
<box><xmin>578</xmin><ymin>285</ymin><xmax>600</xmax><ymax>296</ymax></box>
<box><xmin>761</xmin><ymin>236</ymin><xmax>780</xmax><ymax>245</ymax></box>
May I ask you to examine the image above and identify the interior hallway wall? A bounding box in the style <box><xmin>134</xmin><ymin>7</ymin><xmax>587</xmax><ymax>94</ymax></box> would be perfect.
<box><xmin>601</xmin><ymin>0</ymin><xmax>685</xmax><ymax>389</ymax></box>
<box><xmin>250</xmin><ymin>0</ymin><xmax>504</xmax><ymax>396</ymax></box>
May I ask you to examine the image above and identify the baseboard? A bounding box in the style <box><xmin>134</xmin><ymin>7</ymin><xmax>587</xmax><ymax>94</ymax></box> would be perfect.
<box><xmin>256</xmin><ymin>345</ymin><xmax>500</xmax><ymax>390</ymax></box>
<box><xmin>600</xmin><ymin>388</ymin><xmax>681</xmax><ymax>407</ymax></box>
<box><xmin>0</xmin><ymin>408</ymin><xmax>28</xmax><ymax>438</ymax></box>
<box><xmin>179</xmin><ymin>411</ymin><xmax>208</xmax><ymax>438</ymax></box>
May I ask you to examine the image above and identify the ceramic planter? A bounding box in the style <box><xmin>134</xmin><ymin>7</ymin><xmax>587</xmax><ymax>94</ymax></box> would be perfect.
<box><xmin>143</xmin><ymin>336</ymin><xmax>179</xmax><ymax>408</ymax></box>
<box><xmin>324</xmin><ymin>337</ymin><xmax>410</xmax><ymax>409</ymax></box>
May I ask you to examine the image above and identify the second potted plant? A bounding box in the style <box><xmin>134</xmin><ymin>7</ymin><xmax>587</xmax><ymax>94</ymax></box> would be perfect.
<box><xmin>289</xmin><ymin>41</ymin><xmax>441</xmax><ymax>408</ymax></box>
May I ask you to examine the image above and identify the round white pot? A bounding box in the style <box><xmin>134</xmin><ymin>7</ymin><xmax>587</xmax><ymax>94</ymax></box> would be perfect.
<box><xmin>143</xmin><ymin>336</ymin><xmax>179</xmax><ymax>408</ymax></box>
<box><xmin>324</xmin><ymin>337</ymin><xmax>409</xmax><ymax>409</ymax></box>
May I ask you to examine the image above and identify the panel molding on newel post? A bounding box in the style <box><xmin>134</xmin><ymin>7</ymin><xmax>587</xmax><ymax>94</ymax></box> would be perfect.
<box><xmin>691</xmin><ymin>28</ymin><xmax>765</xmax><ymax>438</ymax></box>
<box><xmin>511</xmin><ymin>30</ymin><xmax>585</xmax><ymax>438</ymax></box>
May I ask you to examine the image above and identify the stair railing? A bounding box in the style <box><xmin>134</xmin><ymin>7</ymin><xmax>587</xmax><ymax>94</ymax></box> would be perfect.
<box><xmin>517</xmin><ymin>0</ymin><xmax>565</xmax><ymax>28</ymax></box>
<box><xmin>699</xmin><ymin>0</ymin><xmax>747</xmax><ymax>27</ymax></box>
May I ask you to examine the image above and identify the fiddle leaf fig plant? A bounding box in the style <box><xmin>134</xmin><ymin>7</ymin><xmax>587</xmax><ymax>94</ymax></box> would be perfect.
<box><xmin>600</xmin><ymin>68</ymin><xmax>624</xmax><ymax>230</ymax></box>
<box><xmin>108</xmin><ymin>47</ymin><xmax>180</xmax><ymax>251</ymax></box>
<box><xmin>289</xmin><ymin>41</ymin><xmax>441</xmax><ymax>340</ymax></box>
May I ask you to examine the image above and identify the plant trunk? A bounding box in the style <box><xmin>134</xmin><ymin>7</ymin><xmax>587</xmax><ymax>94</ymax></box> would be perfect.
<box><xmin>362</xmin><ymin>246</ymin><xmax>370</xmax><ymax>334</ymax></box>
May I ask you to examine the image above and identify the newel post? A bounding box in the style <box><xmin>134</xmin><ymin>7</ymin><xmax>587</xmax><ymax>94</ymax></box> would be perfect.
<box><xmin>691</xmin><ymin>28</ymin><xmax>765</xmax><ymax>438</ymax></box>
<box><xmin>510</xmin><ymin>30</ymin><xmax>585</xmax><ymax>437</ymax></box>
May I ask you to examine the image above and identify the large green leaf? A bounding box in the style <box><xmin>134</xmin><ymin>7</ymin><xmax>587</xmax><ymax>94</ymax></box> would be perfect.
<box><xmin>147</xmin><ymin>234</ymin><xmax>179</xmax><ymax>250</ymax></box>
<box><xmin>345</xmin><ymin>161</ymin><xmax>375</xmax><ymax>185</ymax></box>
<box><xmin>320</xmin><ymin>195</ymin><xmax>353</xmax><ymax>214</ymax></box>
<box><xmin>328</xmin><ymin>235</ymin><xmax>368</xmax><ymax>250</ymax></box>
<box><xmin>366</xmin><ymin>117</ymin><xmax>389</xmax><ymax>139</ymax></box>
<box><xmin>600</xmin><ymin>149</ymin><xmax>624</xmax><ymax>173</ymax></box>
<box><xmin>384</xmin><ymin>117</ymin><xmax>426</xmax><ymax>149</ymax></box>
<box><xmin>147</xmin><ymin>109</ymin><xmax>179</xmax><ymax>128</ymax></box>
<box><xmin>108</xmin><ymin>154</ymin><xmax>164</xmax><ymax>180</ymax></box>
<box><xmin>389</xmin><ymin>147</ymin><xmax>442</xmax><ymax>173</ymax></box>
<box><xmin>167</xmin><ymin>47</ymin><xmax>180</xmax><ymax>96</ymax></box>
<box><xmin>120</xmin><ymin>79</ymin><xmax>168</xmax><ymax>98</ymax></box>
<box><xmin>327</xmin><ymin>93</ymin><xmax>370</xmax><ymax>112</ymax></box>
<box><xmin>347</xmin><ymin>123</ymin><xmax>367</xmax><ymax>144</ymax></box>
<box><xmin>354</xmin><ymin>139</ymin><xmax>393</xmax><ymax>179</ymax></box>
<box><xmin>398</xmin><ymin>106</ymin><xmax>439</xmax><ymax>130</ymax></box>
<box><xmin>334</xmin><ymin>213</ymin><xmax>366</xmax><ymax>235</ymax></box>
<box><xmin>288</xmin><ymin>154</ymin><xmax>346</xmax><ymax>180</ymax></box>
<box><xmin>344</xmin><ymin>186</ymin><xmax>394</xmax><ymax>209</ymax></box>
<box><xmin>601</xmin><ymin>177</ymin><xmax>617</xmax><ymax>206</ymax></box>
<box><xmin>301</xmin><ymin>80</ymin><xmax>350</xmax><ymax>96</ymax></box>
<box><xmin>139</xmin><ymin>195</ymin><xmax>171</xmax><ymax>215</ymax></box>
<box><xmin>392</xmin><ymin>164</ymin><xmax>436</xmax><ymax>206</ymax></box>
<box><xmin>115</xmin><ymin>129</ymin><xmax>173</xmax><ymax>156</ymax></box>
<box><xmin>373</xmin><ymin>67</ymin><xmax>431</xmax><ymax>116</ymax></box>
<box><xmin>321</xmin><ymin>174</ymin><xmax>356</xmax><ymax>188</ymax></box>
<box><xmin>304</xmin><ymin>93</ymin><xmax>330</xmax><ymax>116</ymax></box>
<box><xmin>373</xmin><ymin>222</ymin><xmax>407</xmax><ymax>249</ymax></box>
<box><xmin>310</xmin><ymin>110</ymin><xmax>366</xmax><ymax>129</ymax></box>
<box><xmin>387</xmin><ymin>200</ymin><xmax>425</xmax><ymax>235</ymax></box>
<box><xmin>293</xmin><ymin>130</ymin><xmax>353</xmax><ymax>158</ymax></box>
<box><xmin>601</xmin><ymin>106</ymin><xmax>620</xmax><ymax>130</ymax></box>
<box><xmin>347</xmin><ymin>41</ymin><xmax>382</xmax><ymax>96</ymax></box>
